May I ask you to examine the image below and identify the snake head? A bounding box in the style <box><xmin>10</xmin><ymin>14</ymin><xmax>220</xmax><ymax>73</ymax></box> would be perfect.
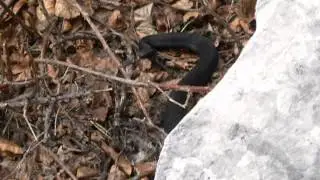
<box><xmin>138</xmin><ymin>41</ymin><xmax>157</xmax><ymax>58</ymax></box>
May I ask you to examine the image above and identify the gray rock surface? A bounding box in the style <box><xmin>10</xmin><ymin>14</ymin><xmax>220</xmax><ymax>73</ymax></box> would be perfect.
<box><xmin>155</xmin><ymin>0</ymin><xmax>320</xmax><ymax>179</ymax></box>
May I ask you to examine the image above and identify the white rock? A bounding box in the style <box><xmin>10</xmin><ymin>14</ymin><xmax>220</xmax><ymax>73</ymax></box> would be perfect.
<box><xmin>155</xmin><ymin>0</ymin><xmax>320</xmax><ymax>179</ymax></box>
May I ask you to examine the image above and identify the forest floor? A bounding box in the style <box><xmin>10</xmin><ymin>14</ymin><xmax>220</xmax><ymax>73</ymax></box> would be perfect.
<box><xmin>0</xmin><ymin>0</ymin><xmax>256</xmax><ymax>179</ymax></box>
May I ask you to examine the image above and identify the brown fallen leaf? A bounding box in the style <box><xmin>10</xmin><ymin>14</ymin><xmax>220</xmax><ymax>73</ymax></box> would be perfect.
<box><xmin>154</xmin><ymin>71</ymin><xmax>169</xmax><ymax>82</ymax></box>
<box><xmin>108</xmin><ymin>10</ymin><xmax>125</xmax><ymax>30</ymax></box>
<box><xmin>134</xmin><ymin>3</ymin><xmax>153</xmax><ymax>23</ymax></box>
<box><xmin>152</xmin><ymin>4</ymin><xmax>183</xmax><ymax>32</ymax></box>
<box><xmin>36</xmin><ymin>5</ymin><xmax>48</xmax><ymax>31</ymax></box>
<box><xmin>136</xmin><ymin>21</ymin><xmax>157</xmax><ymax>38</ymax></box>
<box><xmin>90</xmin><ymin>130</ymin><xmax>105</xmax><ymax>142</ymax></box>
<box><xmin>236</xmin><ymin>0</ymin><xmax>256</xmax><ymax>34</ymax></box>
<box><xmin>62</xmin><ymin>19</ymin><xmax>72</xmax><ymax>32</ymax></box>
<box><xmin>55</xmin><ymin>0</ymin><xmax>80</xmax><ymax>19</ymax></box>
<box><xmin>108</xmin><ymin>165</ymin><xmax>127</xmax><ymax>180</ymax></box>
<box><xmin>22</xmin><ymin>10</ymin><xmax>34</xmax><ymax>27</ymax></box>
<box><xmin>43</xmin><ymin>0</ymin><xmax>56</xmax><ymax>16</ymax></box>
<box><xmin>172</xmin><ymin>0</ymin><xmax>193</xmax><ymax>10</ymax></box>
<box><xmin>69</xmin><ymin>48</ymin><xmax>119</xmax><ymax>74</ymax></box>
<box><xmin>0</xmin><ymin>138</ymin><xmax>23</xmax><ymax>157</ymax></box>
<box><xmin>183</xmin><ymin>11</ymin><xmax>199</xmax><ymax>23</ymax></box>
<box><xmin>12</xmin><ymin>0</ymin><xmax>27</xmax><ymax>14</ymax></box>
<box><xmin>7</xmin><ymin>51</ymin><xmax>33</xmax><ymax>81</ymax></box>
<box><xmin>76</xmin><ymin>166</ymin><xmax>99</xmax><ymax>179</ymax></box>
<box><xmin>137</xmin><ymin>58</ymin><xmax>152</xmax><ymax>71</ymax></box>
<box><xmin>237</xmin><ymin>0</ymin><xmax>256</xmax><ymax>19</ymax></box>
<box><xmin>36</xmin><ymin>147</ymin><xmax>54</xmax><ymax>166</ymax></box>
<box><xmin>135</xmin><ymin>3</ymin><xmax>156</xmax><ymax>37</ymax></box>
<box><xmin>92</xmin><ymin>106</ymin><xmax>109</xmax><ymax>122</ymax></box>
<box><xmin>134</xmin><ymin>161</ymin><xmax>157</xmax><ymax>177</ymax></box>
<box><xmin>101</xmin><ymin>142</ymin><xmax>133</xmax><ymax>176</ymax></box>
<box><xmin>229</xmin><ymin>17</ymin><xmax>242</xmax><ymax>33</ymax></box>
<box><xmin>47</xmin><ymin>64</ymin><xmax>58</xmax><ymax>79</ymax></box>
<box><xmin>205</xmin><ymin>0</ymin><xmax>222</xmax><ymax>11</ymax></box>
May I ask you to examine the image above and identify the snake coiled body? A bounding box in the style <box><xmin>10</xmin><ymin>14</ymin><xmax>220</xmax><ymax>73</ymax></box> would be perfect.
<box><xmin>138</xmin><ymin>33</ymin><xmax>219</xmax><ymax>133</ymax></box>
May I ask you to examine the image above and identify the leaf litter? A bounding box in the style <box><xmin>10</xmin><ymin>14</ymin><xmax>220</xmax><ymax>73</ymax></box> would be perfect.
<box><xmin>0</xmin><ymin>0</ymin><xmax>256</xmax><ymax>179</ymax></box>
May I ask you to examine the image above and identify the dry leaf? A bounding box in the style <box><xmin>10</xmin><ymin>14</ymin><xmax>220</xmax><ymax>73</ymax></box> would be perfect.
<box><xmin>136</xmin><ymin>21</ymin><xmax>157</xmax><ymax>38</ymax></box>
<box><xmin>239</xmin><ymin>19</ymin><xmax>252</xmax><ymax>34</ymax></box>
<box><xmin>36</xmin><ymin>6</ymin><xmax>49</xmax><ymax>31</ymax></box>
<box><xmin>11</xmin><ymin>54</ymin><xmax>32</xmax><ymax>81</ymax></box>
<box><xmin>95</xmin><ymin>56</ymin><xmax>119</xmax><ymax>74</ymax></box>
<box><xmin>154</xmin><ymin>71</ymin><xmax>169</xmax><ymax>82</ymax></box>
<box><xmin>135</xmin><ymin>3</ymin><xmax>155</xmax><ymax>37</ymax></box>
<box><xmin>90</xmin><ymin>131</ymin><xmax>105</xmax><ymax>142</ymax></box>
<box><xmin>137</xmin><ymin>87</ymin><xmax>150</xmax><ymax>103</ymax></box>
<box><xmin>229</xmin><ymin>17</ymin><xmax>241</xmax><ymax>33</ymax></box>
<box><xmin>204</xmin><ymin>0</ymin><xmax>221</xmax><ymax>11</ymax></box>
<box><xmin>137</xmin><ymin>59</ymin><xmax>152</xmax><ymax>71</ymax></box>
<box><xmin>76</xmin><ymin>166</ymin><xmax>99</xmax><ymax>179</ymax></box>
<box><xmin>22</xmin><ymin>11</ymin><xmax>34</xmax><ymax>27</ymax></box>
<box><xmin>108</xmin><ymin>165</ymin><xmax>127</xmax><ymax>180</ymax></box>
<box><xmin>55</xmin><ymin>0</ymin><xmax>80</xmax><ymax>19</ymax></box>
<box><xmin>172</xmin><ymin>0</ymin><xmax>193</xmax><ymax>10</ymax></box>
<box><xmin>47</xmin><ymin>64</ymin><xmax>58</xmax><ymax>79</ymax></box>
<box><xmin>37</xmin><ymin>147</ymin><xmax>54</xmax><ymax>166</ymax></box>
<box><xmin>237</xmin><ymin>0</ymin><xmax>256</xmax><ymax>19</ymax></box>
<box><xmin>12</xmin><ymin>0</ymin><xmax>27</xmax><ymax>14</ymax></box>
<box><xmin>62</xmin><ymin>19</ymin><xmax>72</xmax><ymax>32</ymax></box>
<box><xmin>134</xmin><ymin>3</ymin><xmax>153</xmax><ymax>23</ymax></box>
<box><xmin>183</xmin><ymin>11</ymin><xmax>199</xmax><ymax>23</ymax></box>
<box><xmin>134</xmin><ymin>161</ymin><xmax>157</xmax><ymax>177</ymax></box>
<box><xmin>69</xmin><ymin>49</ymin><xmax>119</xmax><ymax>73</ymax></box>
<box><xmin>43</xmin><ymin>0</ymin><xmax>56</xmax><ymax>16</ymax></box>
<box><xmin>108</xmin><ymin>10</ymin><xmax>124</xmax><ymax>29</ymax></box>
<box><xmin>101</xmin><ymin>142</ymin><xmax>133</xmax><ymax>175</ymax></box>
<box><xmin>233</xmin><ymin>43</ymin><xmax>240</xmax><ymax>55</ymax></box>
<box><xmin>0</xmin><ymin>138</ymin><xmax>23</xmax><ymax>157</ymax></box>
<box><xmin>36</xmin><ymin>5</ymin><xmax>47</xmax><ymax>22</ymax></box>
<box><xmin>92</xmin><ymin>107</ymin><xmax>109</xmax><ymax>121</ymax></box>
<box><xmin>152</xmin><ymin>5</ymin><xmax>183</xmax><ymax>32</ymax></box>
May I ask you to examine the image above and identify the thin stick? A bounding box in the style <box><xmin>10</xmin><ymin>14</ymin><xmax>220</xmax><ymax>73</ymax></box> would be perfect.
<box><xmin>0</xmin><ymin>89</ymin><xmax>111</xmax><ymax>108</ymax></box>
<box><xmin>34</xmin><ymin>58</ymin><xmax>212</xmax><ymax>93</ymax></box>
<box><xmin>43</xmin><ymin>102</ymin><xmax>55</xmax><ymax>141</ymax></box>
<box><xmin>35</xmin><ymin>58</ymin><xmax>147</xmax><ymax>87</ymax></box>
<box><xmin>23</xmin><ymin>101</ymin><xmax>38</xmax><ymax>141</ymax></box>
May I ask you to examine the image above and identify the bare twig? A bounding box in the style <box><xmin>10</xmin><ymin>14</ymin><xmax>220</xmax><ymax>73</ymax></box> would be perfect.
<box><xmin>149</xmin><ymin>81</ymin><xmax>189</xmax><ymax>109</ymax></box>
<box><xmin>2</xmin><ymin>41</ymin><xmax>13</xmax><ymax>81</ymax></box>
<box><xmin>0</xmin><ymin>89</ymin><xmax>111</xmax><ymax>108</ymax></box>
<box><xmin>0</xmin><ymin>75</ymin><xmax>49</xmax><ymax>87</ymax></box>
<box><xmin>34</xmin><ymin>58</ymin><xmax>212</xmax><ymax>93</ymax></box>
<box><xmin>158</xmin><ymin>82</ymin><xmax>211</xmax><ymax>94</ymax></box>
<box><xmin>53</xmin><ymin>31</ymin><xmax>110</xmax><ymax>46</ymax></box>
<box><xmin>35</xmin><ymin>58</ymin><xmax>147</xmax><ymax>86</ymax></box>
<box><xmin>44</xmin><ymin>102</ymin><xmax>55</xmax><ymax>141</ymax></box>
<box><xmin>23</xmin><ymin>101</ymin><xmax>38</xmax><ymax>141</ymax></box>
<box><xmin>54</xmin><ymin>106</ymin><xmax>61</xmax><ymax>136</ymax></box>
